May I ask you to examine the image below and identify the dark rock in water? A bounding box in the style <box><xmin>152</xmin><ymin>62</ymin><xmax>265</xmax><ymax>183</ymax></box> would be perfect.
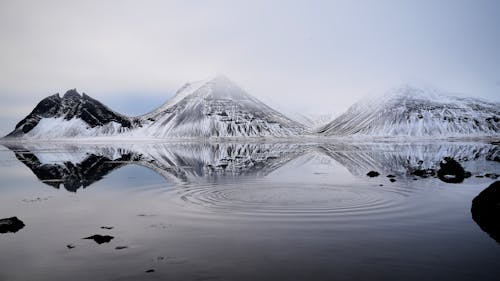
<box><xmin>437</xmin><ymin>157</ymin><xmax>465</xmax><ymax>183</ymax></box>
<box><xmin>0</xmin><ymin>217</ymin><xmax>25</xmax><ymax>234</ymax></box>
<box><xmin>464</xmin><ymin>171</ymin><xmax>472</xmax><ymax>178</ymax></box>
<box><xmin>389</xmin><ymin>178</ymin><xmax>396</xmax><ymax>182</ymax></box>
<box><xmin>485</xmin><ymin>173</ymin><xmax>499</xmax><ymax>179</ymax></box>
<box><xmin>471</xmin><ymin>181</ymin><xmax>500</xmax><ymax>244</ymax></box>
<box><xmin>83</xmin><ymin>234</ymin><xmax>114</xmax><ymax>244</ymax></box>
<box><xmin>491</xmin><ymin>141</ymin><xmax>500</xmax><ymax>145</ymax></box>
<box><xmin>145</xmin><ymin>269</ymin><xmax>155</xmax><ymax>273</ymax></box>
<box><xmin>100</xmin><ymin>226</ymin><xmax>114</xmax><ymax>230</ymax></box>
<box><xmin>115</xmin><ymin>246</ymin><xmax>128</xmax><ymax>250</ymax></box>
<box><xmin>366</xmin><ymin>171</ymin><xmax>380</xmax><ymax>177</ymax></box>
<box><xmin>66</xmin><ymin>244</ymin><xmax>75</xmax><ymax>249</ymax></box>
<box><xmin>411</xmin><ymin>169</ymin><xmax>435</xmax><ymax>178</ymax></box>
<box><xmin>386</xmin><ymin>174</ymin><xmax>396</xmax><ymax>178</ymax></box>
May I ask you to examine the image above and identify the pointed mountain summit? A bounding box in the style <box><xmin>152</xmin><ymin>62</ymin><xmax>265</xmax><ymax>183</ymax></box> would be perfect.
<box><xmin>318</xmin><ymin>86</ymin><xmax>500</xmax><ymax>137</ymax></box>
<box><xmin>6</xmin><ymin>89</ymin><xmax>138</xmax><ymax>138</ymax></box>
<box><xmin>135</xmin><ymin>75</ymin><xmax>306</xmax><ymax>138</ymax></box>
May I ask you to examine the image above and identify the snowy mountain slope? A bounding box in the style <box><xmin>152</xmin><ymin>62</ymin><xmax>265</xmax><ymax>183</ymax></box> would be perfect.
<box><xmin>5</xmin><ymin>89</ymin><xmax>139</xmax><ymax>138</ymax></box>
<box><xmin>317</xmin><ymin>86</ymin><xmax>500</xmax><ymax>137</ymax></box>
<box><xmin>3</xmin><ymin>76</ymin><xmax>307</xmax><ymax>139</ymax></box>
<box><xmin>132</xmin><ymin>75</ymin><xmax>307</xmax><ymax>138</ymax></box>
<box><xmin>289</xmin><ymin>112</ymin><xmax>336</xmax><ymax>129</ymax></box>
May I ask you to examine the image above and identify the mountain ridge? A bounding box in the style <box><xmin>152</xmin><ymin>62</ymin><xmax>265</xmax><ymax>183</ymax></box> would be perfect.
<box><xmin>3</xmin><ymin>81</ymin><xmax>499</xmax><ymax>139</ymax></box>
<box><xmin>317</xmin><ymin>86</ymin><xmax>499</xmax><ymax>137</ymax></box>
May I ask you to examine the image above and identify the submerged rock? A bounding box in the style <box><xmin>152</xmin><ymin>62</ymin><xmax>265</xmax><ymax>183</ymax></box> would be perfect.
<box><xmin>83</xmin><ymin>234</ymin><xmax>114</xmax><ymax>244</ymax></box>
<box><xmin>0</xmin><ymin>217</ymin><xmax>25</xmax><ymax>234</ymax></box>
<box><xmin>471</xmin><ymin>181</ymin><xmax>500</xmax><ymax>244</ymax></box>
<box><xmin>366</xmin><ymin>171</ymin><xmax>380</xmax><ymax>177</ymax></box>
<box><xmin>145</xmin><ymin>269</ymin><xmax>155</xmax><ymax>273</ymax></box>
<box><xmin>411</xmin><ymin>169</ymin><xmax>435</xmax><ymax>178</ymax></box>
<box><xmin>437</xmin><ymin>157</ymin><xmax>466</xmax><ymax>183</ymax></box>
<box><xmin>389</xmin><ymin>178</ymin><xmax>396</xmax><ymax>183</ymax></box>
<box><xmin>485</xmin><ymin>173</ymin><xmax>499</xmax><ymax>179</ymax></box>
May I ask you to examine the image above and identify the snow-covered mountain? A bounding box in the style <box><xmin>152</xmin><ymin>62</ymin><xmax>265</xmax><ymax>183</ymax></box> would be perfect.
<box><xmin>5</xmin><ymin>89</ymin><xmax>139</xmax><ymax>138</ymax></box>
<box><xmin>317</xmin><ymin>86</ymin><xmax>500</xmax><ymax>137</ymax></box>
<box><xmin>132</xmin><ymin>75</ymin><xmax>306</xmax><ymax>138</ymax></box>
<box><xmin>4</xmin><ymin>76</ymin><xmax>306</xmax><ymax>139</ymax></box>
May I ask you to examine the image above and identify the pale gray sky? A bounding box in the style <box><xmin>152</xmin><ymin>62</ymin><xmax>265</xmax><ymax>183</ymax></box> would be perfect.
<box><xmin>0</xmin><ymin>0</ymin><xmax>499</xmax><ymax>135</ymax></box>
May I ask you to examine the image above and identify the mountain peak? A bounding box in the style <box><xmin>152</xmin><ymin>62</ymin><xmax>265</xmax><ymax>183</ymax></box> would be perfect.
<box><xmin>319</xmin><ymin>86</ymin><xmax>500</xmax><ymax>137</ymax></box>
<box><xmin>62</xmin><ymin>89</ymin><xmax>81</xmax><ymax>100</ymax></box>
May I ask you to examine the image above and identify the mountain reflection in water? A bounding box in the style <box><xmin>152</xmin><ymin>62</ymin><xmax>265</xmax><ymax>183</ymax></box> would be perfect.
<box><xmin>5</xmin><ymin>141</ymin><xmax>498</xmax><ymax>191</ymax></box>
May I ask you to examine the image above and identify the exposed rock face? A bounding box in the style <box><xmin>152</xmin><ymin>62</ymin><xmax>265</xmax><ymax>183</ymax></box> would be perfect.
<box><xmin>5</xmin><ymin>89</ymin><xmax>138</xmax><ymax>138</ymax></box>
<box><xmin>471</xmin><ymin>181</ymin><xmax>500</xmax><ymax>244</ymax></box>
<box><xmin>0</xmin><ymin>217</ymin><xmax>25</xmax><ymax>234</ymax></box>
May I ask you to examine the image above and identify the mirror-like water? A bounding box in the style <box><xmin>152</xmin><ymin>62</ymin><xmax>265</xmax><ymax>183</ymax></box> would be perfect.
<box><xmin>0</xmin><ymin>141</ymin><xmax>499</xmax><ymax>281</ymax></box>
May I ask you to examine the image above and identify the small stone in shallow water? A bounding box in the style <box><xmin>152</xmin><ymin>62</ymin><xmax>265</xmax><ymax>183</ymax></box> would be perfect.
<box><xmin>67</xmin><ymin>244</ymin><xmax>75</xmax><ymax>249</ymax></box>
<box><xmin>389</xmin><ymin>179</ymin><xmax>396</xmax><ymax>182</ymax></box>
<box><xmin>411</xmin><ymin>169</ymin><xmax>436</xmax><ymax>178</ymax></box>
<box><xmin>0</xmin><ymin>217</ymin><xmax>25</xmax><ymax>234</ymax></box>
<box><xmin>145</xmin><ymin>269</ymin><xmax>155</xmax><ymax>273</ymax></box>
<box><xmin>100</xmin><ymin>226</ymin><xmax>114</xmax><ymax>230</ymax></box>
<box><xmin>115</xmin><ymin>246</ymin><xmax>128</xmax><ymax>250</ymax></box>
<box><xmin>386</xmin><ymin>175</ymin><xmax>396</xmax><ymax>178</ymax></box>
<box><xmin>437</xmin><ymin>157</ymin><xmax>466</xmax><ymax>184</ymax></box>
<box><xmin>485</xmin><ymin>173</ymin><xmax>499</xmax><ymax>179</ymax></box>
<box><xmin>366</xmin><ymin>171</ymin><xmax>380</xmax><ymax>177</ymax></box>
<box><xmin>83</xmin><ymin>235</ymin><xmax>114</xmax><ymax>244</ymax></box>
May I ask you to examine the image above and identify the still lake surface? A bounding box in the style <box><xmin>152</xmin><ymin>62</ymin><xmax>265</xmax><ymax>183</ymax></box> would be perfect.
<box><xmin>0</xmin><ymin>140</ymin><xmax>499</xmax><ymax>281</ymax></box>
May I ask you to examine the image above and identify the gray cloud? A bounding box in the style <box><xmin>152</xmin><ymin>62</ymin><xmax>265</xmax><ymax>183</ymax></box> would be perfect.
<box><xmin>1</xmin><ymin>0</ymin><xmax>499</xmax><ymax>136</ymax></box>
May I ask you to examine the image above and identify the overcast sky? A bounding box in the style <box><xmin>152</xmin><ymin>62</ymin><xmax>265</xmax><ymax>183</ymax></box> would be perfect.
<box><xmin>0</xmin><ymin>0</ymin><xmax>499</xmax><ymax>135</ymax></box>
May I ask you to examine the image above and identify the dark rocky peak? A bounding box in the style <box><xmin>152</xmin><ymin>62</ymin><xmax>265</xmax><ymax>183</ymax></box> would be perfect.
<box><xmin>4</xmin><ymin>89</ymin><xmax>138</xmax><ymax>138</ymax></box>
<box><xmin>62</xmin><ymin>89</ymin><xmax>81</xmax><ymax>100</ymax></box>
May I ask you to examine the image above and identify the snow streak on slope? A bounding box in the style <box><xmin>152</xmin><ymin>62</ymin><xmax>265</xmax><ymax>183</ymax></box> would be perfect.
<box><xmin>133</xmin><ymin>75</ymin><xmax>306</xmax><ymax>138</ymax></box>
<box><xmin>318</xmin><ymin>86</ymin><xmax>500</xmax><ymax>137</ymax></box>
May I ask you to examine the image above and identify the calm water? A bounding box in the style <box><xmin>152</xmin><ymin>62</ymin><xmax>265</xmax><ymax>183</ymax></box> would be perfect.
<box><xmin>0</xmin><ymin>141</ymin><xmax>499</xmax><ymax>281</ymax></box>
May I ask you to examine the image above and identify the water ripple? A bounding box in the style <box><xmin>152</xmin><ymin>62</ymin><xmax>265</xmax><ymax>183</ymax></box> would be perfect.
<box><xmin>169</xmin><ymin>180</ymin><xmax>417</xmax><ymax>221</ymax></box>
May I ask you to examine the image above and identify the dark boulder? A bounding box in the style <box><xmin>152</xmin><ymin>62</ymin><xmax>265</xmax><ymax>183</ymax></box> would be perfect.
<box><xmin>366</xmin><ymin>171</ymin><xmax>380</xmax><ymax>177</ymax></box>
<box><xmin>437</xmin><ymin>157</ymin><xmax>465</xmax><ymax>183</ymax></box>
<box><xmin>83</xmin><ymin>234</ymin><xmax>114</xmax><ymax>244</ymax></box>
<box><xmin>0</xmin><ymin>217</ymin><xmax>25</xmax><ymax>234</ymax></box>
<box><xmin>471</xmin><ymin>181</ymin><xmax>500</xmax><ymax>244</ymax></box>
